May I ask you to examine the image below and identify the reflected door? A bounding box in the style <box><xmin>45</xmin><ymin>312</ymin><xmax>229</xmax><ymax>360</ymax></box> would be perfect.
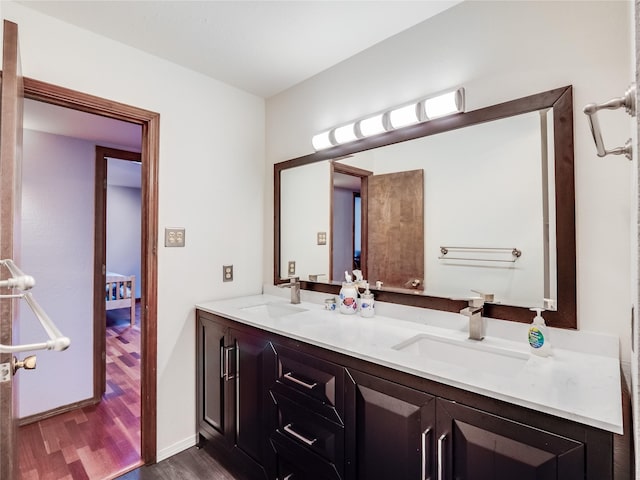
<box><xmin>367</xmin><ymin>169</ymin><xmax>424</xmax><ymax>290</ymax></box>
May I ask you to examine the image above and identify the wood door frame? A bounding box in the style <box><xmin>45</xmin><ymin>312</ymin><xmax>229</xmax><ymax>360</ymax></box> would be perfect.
<box><xmin>94</xmin><ymin>146</ymin><xmax>142</xmax><ymax>399</ymax></box>
<box><xmin>0</xmin><ymin>19</ymin><xmax>22</xmax><ymax>480</ymax></box>
<box><xmin>22</xmin><ymin>77</ymin><xmax>159</xmax><ymax>464</ymax></box>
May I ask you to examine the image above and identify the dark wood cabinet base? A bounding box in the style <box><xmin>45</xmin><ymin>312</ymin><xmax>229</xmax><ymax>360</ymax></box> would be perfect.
<box><xmin>197</xmin><ymin>309</ymin><xmax>621</xmax><ymax>480</ymax></box>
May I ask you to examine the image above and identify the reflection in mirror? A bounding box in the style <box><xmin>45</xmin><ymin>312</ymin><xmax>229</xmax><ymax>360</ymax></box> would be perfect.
<box><xmin>331</xmin><ymin>168</ymin><xmax>363</xmax><ymax>281</ymax></box>
<box><xmin>332</xmin><ymin>166</ymin><xmax>426</xmax><ymax>291</ymax></box>
<box><xmin>321</xmin><ymin>110</ymin><xmax>556</xmax><ymax>308</ymax></box>
<box><xmin>275</xmin><ymin>87</ymin><xmax>575</xmax><ymax>328</ymax></box>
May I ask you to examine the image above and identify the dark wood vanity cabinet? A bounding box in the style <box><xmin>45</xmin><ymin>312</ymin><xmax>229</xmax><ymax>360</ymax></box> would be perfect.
<box><xmin>196</xmin><ymin>313</ymin><xmax>229</xmax><ymax>440</ymax></box>
<box><xmin>347</xmin><ymin>369</ymin><xmax>436</xmax><ymax>480</ymax></box>
<box><xmin>435</xmin><ymin>398</ymin><xmax>585</xmax><ymax>480</ymax></box>
<box><xmin>196</xmin><ymin>312</ymin><xmax>277</xmax><ymax>479</ymax></box>
<box><xmin>196</xmin><ymin>310</ymin><xmax>615</xmax><ymax>480</ymax></box>
<box><xmin>270</xmin><ymin>345</ymin><xmax>348</xmax><ymax>480</ymax></box>
<box><xmin>347</xmin><ymin>371</ymin><xmax>591</xmax><ymax>480</ymax></box>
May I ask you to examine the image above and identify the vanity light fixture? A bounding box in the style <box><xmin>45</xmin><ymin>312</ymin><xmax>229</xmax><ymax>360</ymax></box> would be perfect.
<box><xmin>388</xmin><ymin>103</ymin><xmax>420</xmax><ymax>129</ymax></box>
<box><xmin>311</xmin><ymin>87</ymin><xmax>465</xmax><ymax>151</ymax></box>
<box><xmin>311</xmin><ymin>130</ymin><xmax>334</xmax><ymax>150</ymax></box>
<box><xmin>422</xmin><ymin>89</ymin><xmax>465</xmax><ymax>119</ymax></box>
<box><xmin>357</xmin><ymin>113</ymin><xmax>386</xmax><ymax>137</ymax></box>
<box><xmin>333</xmin><ymin>122</ymin><xmax>358</xmax><ymax>144</ymax></box>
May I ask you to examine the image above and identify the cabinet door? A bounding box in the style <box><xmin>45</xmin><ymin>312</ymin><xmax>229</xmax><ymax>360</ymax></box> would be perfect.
<box><xmin>196</xmin><ymin>314</ymin><xmax>230</xmax><ymax>439</ymax></box>
<box><xmin>348</xmin><ymin>369</ymin><xmax>436</xmax><ymax>480</ymax></box>
<box><xmin>232</xmin><ymin>328</ymin><xmax>278</xmax><ymax>473</ymax></box>
<box><xmin>436</xmin><ymin>398</ymin><xmax>585</xmax><ymax>480</ymax></box>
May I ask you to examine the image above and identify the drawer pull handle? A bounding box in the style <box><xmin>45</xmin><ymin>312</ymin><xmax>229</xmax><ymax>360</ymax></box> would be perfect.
<box><xmin>284</xmin><ymin>371</ymin><xmax>317</xmax><ymax>389</ymax></box>
<box><xmin>421</xmin><ymin>427</ymin><xmax>431</xmax><ymax>480</ymax></box>
<box><xmin>283</xmin><ymin>475</ymin><xmax>294</xmax><ymax>480</ymax></box>
<box><xmin>437</xmin><ymin>434</ymin><xmax>446</xmax><ymax>480</ymax></box>
<box><xmin>220</xmin><ymin>346</ymin><xmax>225</xmax><ymax>379</ymax></box>
<box><xmin>283</xmin><ymin>423</ymin><xmax>317</xmax><ymax>446</ymax></box>
<box><xmin>221</xmin><ymin>346</ymin><xmax>236</xmax><ymax>381</ymax></box>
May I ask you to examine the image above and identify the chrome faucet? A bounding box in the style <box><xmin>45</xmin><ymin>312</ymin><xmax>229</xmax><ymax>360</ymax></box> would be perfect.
<box><xmin>459</xmin><ymin>290</ymin><xmax>494</xmax><ymax>341</ymax></box>
<box><xmin>278</xmin><ymin>276</ymin><xmax>301</xmax><ymax>304</ymax></box>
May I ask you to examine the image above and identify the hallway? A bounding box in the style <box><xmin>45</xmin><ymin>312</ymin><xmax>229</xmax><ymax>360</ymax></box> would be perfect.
<box><xmin>18</xmin><ymin>305</ymin><xmax>142</xmax><ymax>479</ymax></box>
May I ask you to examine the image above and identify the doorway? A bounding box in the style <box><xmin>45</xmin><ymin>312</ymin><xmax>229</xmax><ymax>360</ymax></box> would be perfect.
<box><xmin>330</xmin><ymin>162</ymin><xmax>370</xmax><ymax>283</ymax></box>
<box><xmin>94</xmin><ymin>147</ymin><xmax>143</xmax><ymax>403</ymax></box>
<box><xmin>20</xmin><ymin>78</ymin><xmax>159</xmax><ymax>469</ymax></box>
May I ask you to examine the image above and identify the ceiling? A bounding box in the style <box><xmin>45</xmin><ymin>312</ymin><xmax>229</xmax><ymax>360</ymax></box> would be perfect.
<box><xmin>17</xmin><ymin>0</ymin><xmax>461</xmax><ymax>99</ymax></box>
<box><xmin>19</xmin><ymin>1</ymin><xmax>460</xmax><ymax>183</ymax></box>
<box><xmin>23</xmin><ymin>98</ymin><xmax>143</xmax><ymax>150</ymax></box>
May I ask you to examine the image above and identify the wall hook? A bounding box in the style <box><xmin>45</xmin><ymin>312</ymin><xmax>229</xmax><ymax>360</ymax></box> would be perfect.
<box><xmin>583</xmin><ymin>84</ymin><xmax>636</xmax><ymax>161</ymax></box>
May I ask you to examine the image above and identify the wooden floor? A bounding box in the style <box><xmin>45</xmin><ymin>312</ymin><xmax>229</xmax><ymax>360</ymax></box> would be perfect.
<box><xmin>116</xmin><ymin>445</ymin><xmax>248</xmax><ymax>480</ymax></box>
<box><xmin>18</xmin><ymin>306</ymin><xmax>142</xmax><ymax>480</ymax></box>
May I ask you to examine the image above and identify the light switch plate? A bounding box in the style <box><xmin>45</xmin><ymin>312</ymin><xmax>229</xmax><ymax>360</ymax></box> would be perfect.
<box><xmin>223</xmin><ymin>265</ymin><xmax>233</xmax><ymax>282</ymax></box>
<box><xmin>165</xmin><ymin>227</ymin><xmax>185</xmax><ymax>247</ymax></box>
<box><xmin>317</xmin><ymin>232</ymin><xmax>327</xmax><ymax>245</ymax></box>
<box><xmin>288</xmin><ymin>261</ymin><xmax>296</xmax><ymax>275</ymax></box>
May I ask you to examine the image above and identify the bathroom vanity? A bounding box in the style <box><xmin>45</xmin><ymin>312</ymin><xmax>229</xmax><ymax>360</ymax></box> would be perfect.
<box><xmin>191</xmin><ymin>82</ymin><xmax>629</xmax><ymax>479</ymax></box>
<box><xmin>195</xmin><ymin>291</ymin><xmax>623</xmax><ymax>480</ymax></box>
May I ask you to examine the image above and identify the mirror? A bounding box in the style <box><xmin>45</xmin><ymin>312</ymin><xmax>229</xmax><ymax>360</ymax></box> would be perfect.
<box><xmin>274</xmin><ymin>86</ymin><xmax>576</xmax><ymax>328</ymax></box>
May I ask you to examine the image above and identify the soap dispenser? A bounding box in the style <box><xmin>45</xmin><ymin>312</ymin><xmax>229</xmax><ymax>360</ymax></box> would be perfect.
<box><xmin>359</xmin><ymin>283</ymin><xmax>375</xmax><ymax>318</ymax></box>
<box><xmin>339</xmin><ymin>271</ymin><xmax>358</xmax><ymax>315</ymax></box>
<box><xmin>528</xmin><ymin>308</ymin><xmax>552</xmax><ymax>357</ymax></box>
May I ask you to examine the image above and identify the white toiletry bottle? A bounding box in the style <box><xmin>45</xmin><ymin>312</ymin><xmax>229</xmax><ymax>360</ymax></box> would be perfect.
<box><xmin>528</xmin><ymin>308</ymin><xmax>551</xmax><ymax>357</ymax></box>
<box><xmin>359</xmin><ymin>283</ymin><xmax>375</xmax><ymax>318</ymax></box>
<box><xmin>339</xmin><ymin>271</ymin><xmax>358</xmax><ymax>315</ymax></box>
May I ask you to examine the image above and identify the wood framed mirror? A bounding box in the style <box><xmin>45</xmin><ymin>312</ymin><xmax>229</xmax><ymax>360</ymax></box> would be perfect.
<box><xmin>274</xmin><ymin>86</ymin><xmax>575</xmax><ymax>328</ymax></box>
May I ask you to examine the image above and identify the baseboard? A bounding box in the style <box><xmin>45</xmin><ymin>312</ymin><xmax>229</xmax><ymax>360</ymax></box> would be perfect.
<box><xmin>157</xmin><ymin>434</ymin><xmax>198</xmax><ymax>463</ymax></box>
<box><xmin>19</xmin><ymin>396</ymin><xmax>98</xmax><ymax>426</ymax></box>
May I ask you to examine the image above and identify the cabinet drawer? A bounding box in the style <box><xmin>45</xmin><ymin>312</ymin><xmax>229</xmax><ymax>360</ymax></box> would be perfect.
<box><xmin>275</xmin><ymin>344</ymin><xmax>345</xmax><ymax>424</ymax></box>
<box><xmin>272</xmin><ymin>390</ymin><xmax>344</xmax><ymax>468</ymax></box>
<box><xmin>271</xmin><ymin>430</ymin><xmax>342</xmax><ymax>480</ymax></box>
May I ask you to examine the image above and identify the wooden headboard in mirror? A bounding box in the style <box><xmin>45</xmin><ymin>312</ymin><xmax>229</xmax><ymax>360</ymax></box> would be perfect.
<box><xmin>274</xmin><ymin>86</ymin><xmax>575</xmax><ymax>328</ymax></box>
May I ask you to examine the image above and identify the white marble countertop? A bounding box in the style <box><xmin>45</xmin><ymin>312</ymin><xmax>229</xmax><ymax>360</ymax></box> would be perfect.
<box><xmin>196</xmin><ymin>286</ymin><xmax>623</xmax><ymax>434</ymax></box>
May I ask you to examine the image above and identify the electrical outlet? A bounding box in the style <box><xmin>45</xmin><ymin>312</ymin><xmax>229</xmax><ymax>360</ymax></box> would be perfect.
<box><xmin>317</xmin><ymin>232</ymin><xmax>327</xmax><ymax>245</ymax></box>
<box><xmin>288</xmin><ymin>261</ymin><xmax>296</xmax><ymax>275</ymax></box>
<box><xmin>165</xmin><ymin>227</ymin><xmax>185</xmax><ymax>247</ymax></box>
<box><xmin>223</xmin><ymin>265</ymin><xmax>233</xmax><ymax>282</ymax></box>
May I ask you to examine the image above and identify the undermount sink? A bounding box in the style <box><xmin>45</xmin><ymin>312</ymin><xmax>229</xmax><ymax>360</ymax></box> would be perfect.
<box><xmin>241</xmin><ymin>302</ymin><xmax>307</xmax><ymax>319</ymax></box>
<box><xmin>392</xmin><ymin>333</ymin><xmax>529</xmax><ymax>377</ymax></box>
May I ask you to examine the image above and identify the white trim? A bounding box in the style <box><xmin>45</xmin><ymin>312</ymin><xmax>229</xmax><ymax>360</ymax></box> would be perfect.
<box><xmin>157</xmin><ymin>434</ymin><xmax>198</xmax><ymax>463</ymax></box>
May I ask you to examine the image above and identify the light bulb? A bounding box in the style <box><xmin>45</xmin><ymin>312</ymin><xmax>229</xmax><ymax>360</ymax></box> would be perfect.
<box><xmin>423</xmin><ymin>89</ymin><xmax>464</xmax><ymax>119</ymax></box>
<box><xmin>388</xmin><ymin>103</ymin><xmax>419</xmax><ymax>129</ymax></box>
<box><xmin>358</xmin><ymin>114</ymin><xmax>386</xmax><ymax>137</ymax></box>
<box><xmin>311</xmin><ymin>130</ymin><xmax>333</xmax><ymax>150</ymax></box>
<box><xmin>333</xmin><ymin>123</ymin><xmax>358</xmax><ymax>144</ymax></box>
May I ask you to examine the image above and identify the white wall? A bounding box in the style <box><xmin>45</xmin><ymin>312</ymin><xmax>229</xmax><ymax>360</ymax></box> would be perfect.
<box><xmin>280</xmin><ymin>162</ymin><xmax>330</xmax><ymax>280</ymax></box>
<box><xmin>3</xmin><ymin>1</ymin><xmax>265</xmax><ymax>459</ymax></box>
<box><xmin>266</xmin><ymin>2</ymin><xmax>633</xmax><ymax>361</ymax></box>
<box><xmin>107</xmin><ymin>184</ymin><xmax>142</xmax><ymax>298</ymax></box>
<box><xmin>19</xmin><ymin>129</ymin><xmax>95</xmax><ymax>417</ymax></box>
